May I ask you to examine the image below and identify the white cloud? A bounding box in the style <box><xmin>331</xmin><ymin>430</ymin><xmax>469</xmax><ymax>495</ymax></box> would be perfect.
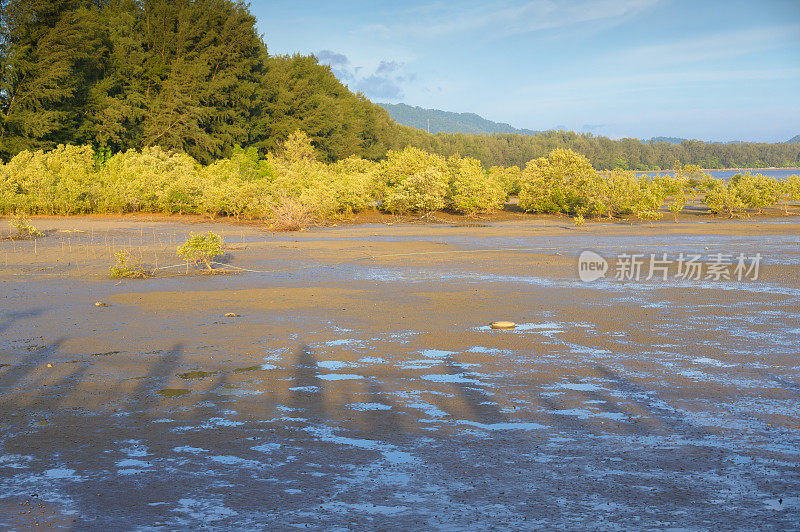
<box><xmin>317</xmin><ymin>51</ymin><xmax>414</xmax><ymax>100</ymax></box>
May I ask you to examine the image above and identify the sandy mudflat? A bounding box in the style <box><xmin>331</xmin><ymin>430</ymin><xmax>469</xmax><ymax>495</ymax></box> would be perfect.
<box><xmin>1</xmin><ymin>215</ymin><xmax>799</xmax><ymax>529</ymax></box>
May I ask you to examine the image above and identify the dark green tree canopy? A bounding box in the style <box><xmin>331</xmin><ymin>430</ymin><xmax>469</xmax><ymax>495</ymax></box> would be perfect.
<box><xmin>0</xmin><ymin>0</ymin><xmax>409</xmax><ymax>163</ymax></box>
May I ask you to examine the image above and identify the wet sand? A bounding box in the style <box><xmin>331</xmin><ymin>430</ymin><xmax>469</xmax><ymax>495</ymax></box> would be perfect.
<box><xmin>1</xmin><ymin>216</ymin><xmax>799</xmax><ymax>529</ymax></box>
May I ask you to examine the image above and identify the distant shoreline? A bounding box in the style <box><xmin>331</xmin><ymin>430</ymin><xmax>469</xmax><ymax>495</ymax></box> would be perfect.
<box><xmin>636</xmin><ymin>167</ymin><xmax>800</xmax><ymax>173</ymax></box>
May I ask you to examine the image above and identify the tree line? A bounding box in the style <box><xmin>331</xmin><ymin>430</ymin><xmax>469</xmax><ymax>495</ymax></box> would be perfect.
<box><xmin>2</xmin><ymin>136</ymin><xmax>799</xmax><ymax>228</ymax></box>
<box><xmin>1</xmin><ymin>0</ymin><xmax>799</xmax><ymax>170</ymax></box>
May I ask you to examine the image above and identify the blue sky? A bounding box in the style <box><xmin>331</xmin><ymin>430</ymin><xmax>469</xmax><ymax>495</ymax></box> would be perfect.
<box><xmin>252</xmin><ymin>0</ymin><xmax>800</xmax><ymax>142</ymax></box>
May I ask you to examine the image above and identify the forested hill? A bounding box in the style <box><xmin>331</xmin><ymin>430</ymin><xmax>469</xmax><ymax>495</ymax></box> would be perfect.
<box><xmin>788</xmin><ymin>134</ymin><xmax>800</xmax><ymax>143</ymax></box>
<box><xmin>1</xmin><ymin>0</ymin><xmax>799</xmax><ymax>170</ymax></box>
<box><xmin>379</xmin><ymin>103</ymin><xmax>539</xmax><ymax>135</ymax></box>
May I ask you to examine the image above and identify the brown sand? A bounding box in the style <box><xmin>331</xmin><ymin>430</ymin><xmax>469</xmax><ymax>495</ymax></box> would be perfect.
<box><xmin>0</xmin><ymin>215</ymin><xmax>799</xmax><ymax>528</ymax></box>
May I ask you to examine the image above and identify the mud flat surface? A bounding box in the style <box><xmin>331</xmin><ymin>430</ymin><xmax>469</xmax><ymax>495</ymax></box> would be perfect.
<box><xmin>1</xmin><ymin>216</ymin><xmax>799</xmax><ymax>529</ymax></box>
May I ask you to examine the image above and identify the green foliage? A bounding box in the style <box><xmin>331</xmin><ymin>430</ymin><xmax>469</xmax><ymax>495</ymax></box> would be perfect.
<box><xmin>200</xmin><ymin>146</ymin><xmax>274</xmax><ymax>219</ymax></box>
<box><xmin>0</xmin><ymin>0</ymin><xmax>412</xmax><ymax>165</ymax></box>
<box><xmin>702</xmin><ymin>177</ymin><xmax>745</xmax><ymax>217</ymax></box>
<box><xmin>378</xmin><ymin>147</ymin><xmax>449</xmax><ymax>214</ymax></box>
<box><xmin>410</xmin><ymin>132</ymin><xmax>800</xmax><ymax>171</ymax></box>
<box><xmin>177</xmin><ymin>231</ymin><xmax>223</xmax><ymax>271</ymax></box>
<box><xmin>594</xmin><ymin>170</ymin><xmax>667</xmax><ymax>221</ymax></box>
<box><xmin>731</xmin><ymin>173</ymin><xmax>780</xmax><ymax>213</ymax></box>
<box><xmin>667</xmin><ymin>188</ymin><xmax>687</xmax><ymax>221</ymax></box>
<box><xmin>780</xmin><ymin>175</ymin><xmax>800</xmax><ymax>214</ymax></box>
<box><xmin>0</xmin><ymin>143</ymin><xmax>793</xmax><ymax>224</ymax></box>
<box><xmin>328</xmin><ymin>156</ymin><xmax>380</xmax><ymax>215</ymax></box>
<box><xmin>0</xmin><ymin>144</ymin><xmax>97</xmax><ymax>214</ymax></box>
<box><xmin>631</xmin><ymin>177</ymin><xmax>666</xmax><ymax>222</ymax></box>
<box><xmin>9</xmin><ymin>211</ymin><xmax>41</xmax><ymax>237</ymax></box>
<box><xmin>98</xmin><ymin>146</ymin><xmax>201</xmax><ymax>214</ymax></box>
<box><xmin>109</xmin><ymin>251</ymin><xmax>151</xmax><ymax>278</ymax></box>
<box><xmin>518</xmin><ymin>149</ymin><xmax>604</xmax><ymax>216</ymax></box>
<box><xmin>0</xmin><ymin>0</ymin><xmax>102</xmax><ymax>159</ymax></box>
<box><xmin>652</xmin><ymin>173</ymin><xmax>689</xmax><ymax>221</ymax></box>
<box><xmin>488</xmin><ymin>165</ymin><xmax>522</xmax><ymax>196</ymax></box>
<box><xmin>266</xmin><ymin>131</ymin><xmax>375</xmax><ymax>221</ymax></box>
<box><xmin>446</xmin><ymin>156</ymin><xmax>505</xmax><ymax>214</ymax></box>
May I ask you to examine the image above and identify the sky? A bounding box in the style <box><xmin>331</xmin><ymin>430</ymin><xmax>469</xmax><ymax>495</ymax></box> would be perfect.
<box><xmin>252</xmin><ymin>0</ymin><xmax>800</xmax><ymax>142</ymax></box>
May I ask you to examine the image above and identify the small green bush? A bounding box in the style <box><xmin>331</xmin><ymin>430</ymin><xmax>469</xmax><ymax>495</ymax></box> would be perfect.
<box><xmin>9</xmin><ymin>212</ymin><xmax>42</xmax><ymax>237</ymax></box>
<box><xmin>109</xmin><ymin>251</ymin><xmax>152</xmax><ymax>278</ymax></box>
<box><xmin>177</xmin><ymin>232</ymin><xmax>224</xmax><ymax>271</ymax></box>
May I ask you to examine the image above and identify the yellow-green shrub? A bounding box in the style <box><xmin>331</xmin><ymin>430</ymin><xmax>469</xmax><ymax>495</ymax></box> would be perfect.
<box><xmin>488</xmin><ymin>165</ymin><xmax>522</xmax><ymax>196</ymax></box>
<box><xmin>98</xmin><ymin>147</ymin><xmax>201</xmax><ymax>213</ymax></box>
<box><xmin>596</xmin><ymin>171</ymin><xmax>666</xmax><ymax>221</ymax></box>
<box><xmin>519</xmin><ymin>149</ymin><xmax>604</xmax><ymax>216</ymax></box>
<box><xmin>702</xmin><ymin>177</ymin><xmax>745</xmax><ymax>217</ymax></box>
<box><xmin>177</xmin><ymin>231</ymin><xmax>223</xmax><ymax>270</ymax></box>
<box><xmin>780</xmin><ymin>175</ymin><xmax>800</xmax><ymax>213</ymax></box>
<box><xmin>378</xmin><ymin>147</ymin><xmax>449</xmax><ymax>214</ymax></box>
<box><xmin>447</xmin><ymin>156</ymin><xmax>505</xmax><ymax>214</ymax></box>
<box><xmin>0</xmin><ymin>142</ymin><xmax>793</xmax><ymax>224</ymax></box>
<box><xmin>328</xmin><ymin>156</ymin><xmax>380</xmax><ymax>214</ymax></box>
<box><xmin>256</xmin><ymin>132</ymin><xmax>377</xmax><ymax>225</ymax></box>
<box><xmin>0</xmin><ymin>145</ymin><xmax>97</xmax><ymax>214</ymax></box>
<box><xmin>200</xmin><ymin>146</ymin><xmax>275</xmax><ymax>219</ymax></box>
<box><xmin>597</xmin><ymin>170</ymin><xmax>640</xmax><ymax>217</ymax></box>
<box><xmin>731</xmin><ymin>173</ymin><xmax>780</xmax><ymax>213</ymax></box>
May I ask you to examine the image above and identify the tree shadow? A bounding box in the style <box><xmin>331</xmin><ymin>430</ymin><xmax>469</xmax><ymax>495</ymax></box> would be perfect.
<box><xmin>126</xmin><ymin>343</ymin><xmax>184</xmax><ymax>414</ymax></box>
<box><xmin>533</xmin><ymin>389</ymin><xmax>589</xmax><ymax>431</ymax></box>
<box><xmin>0</xmin><ymin>307</ymin><xmax>46</xmax><ymax>335</ymax></box>
<box><xmin>289</xmin><ymin>343</ymin><xmax>325</xmax><ymax>419</ymax></box>
<box><xmin>593</xmin><ymin>364</ymin><xmax>707</xmax><ymax>435</ymax></box>
<box><xmin>768</xmin><ymin>375</ymin><xmax>800</xmax><ymax>397</ymax></box>
<box><xmin>360</xmin><ymin>378</ymin><xmax>404</xmax><ymax>435</ymax></box>
<box><xmin>0</xmin><ymin>338</ymin><xmax>66</xmax><ymax>398</ymax></box>
<box><xmin>33</xmin><ymin>362</ymin><xmax>92</xmax><ymax>412</ymax></box>
<box><xmin>444</xmin><ymin>356</ymin><xmax>506</xmax><ymax>425</ymax></box>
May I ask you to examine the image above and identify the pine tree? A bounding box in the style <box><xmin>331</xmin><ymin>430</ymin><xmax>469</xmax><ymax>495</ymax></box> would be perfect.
<box><xmin>0</xmin><ymin>0</ymin><xmax>92</xmax><ymax>158</ymax></box>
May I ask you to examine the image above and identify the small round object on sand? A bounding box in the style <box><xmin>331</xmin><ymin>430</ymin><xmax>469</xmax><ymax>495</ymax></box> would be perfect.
<box><xmin>490</xmin><ymin>321</ymin><xmax>516</xmax><ymax>330</ymax></box>
<box><xmin>95</xmin><ymin>301</ymin><xmax>108</xmax><ymax>307</ymax></box>
<box><xmin>224</xmin><ymin>312</ymin><xmax>240</xmax><ymax>318</ymax></box>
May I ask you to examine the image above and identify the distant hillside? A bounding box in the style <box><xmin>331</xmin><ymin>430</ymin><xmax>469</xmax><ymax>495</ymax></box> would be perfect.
<box><xmin>379</xmin><ymin>103</ymin><xmax>539</xmax><ymax>136</ymax></box>
<box><xmin>650</xmin><ymin>136</ymin><xmax>688</xmax><ymax>145</ymax></box>
<box><xmin>788</xmin><ymin>134</ymin><xmax>800</xmax><ymax>143</ymax></box>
